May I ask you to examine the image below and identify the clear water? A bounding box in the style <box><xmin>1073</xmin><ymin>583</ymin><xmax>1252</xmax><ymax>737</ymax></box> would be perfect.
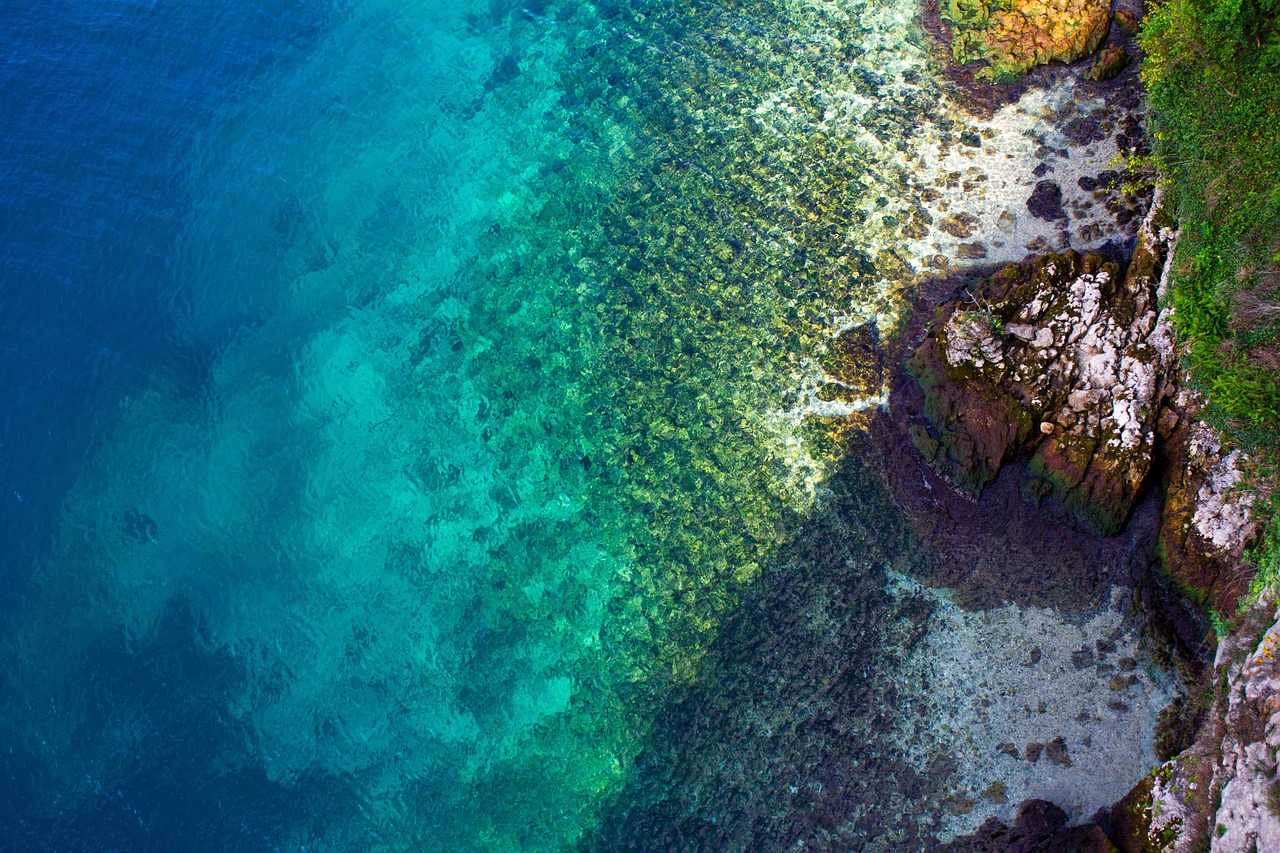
<box><xmin>0</xmin><ymin>0</ymin><xmax>1157</xmax><ymax>849</ymax></box>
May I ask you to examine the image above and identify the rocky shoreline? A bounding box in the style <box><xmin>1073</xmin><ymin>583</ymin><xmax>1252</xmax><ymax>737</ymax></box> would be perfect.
<box><xmin>868</xmin><ymin>3</ymin><xmax>1280</xmax><ymax>849</ymax></box>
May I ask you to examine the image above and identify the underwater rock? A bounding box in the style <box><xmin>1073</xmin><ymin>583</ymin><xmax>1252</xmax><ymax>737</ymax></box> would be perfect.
<box><xmin>942</xmin><ymin>0</ymin><xmax>1112</xmax><ymax>82</ymax></box>
<box><xmin>821</xmin><ymin>323</ymin><xmax>884</xmax><ymax>402</ymax></box>
<box><xmin>1045</xmin><ymin>737</ymin><xmax>1071</xmax><ymax>766</ymax></box>
<box><xmin>940</xmin><ymin>212</ymin><xmax>982</xmax><ymax>238</ymax></box>
<box><xmin>1026</xmin><ymin>180</ymin><xmax>1067</xmax><ymax>221</ymax></box>
<box><xmin>936</xmin><ymin>798</ymin><xmax>1119</xmax><ymax>851</ymax></box>
<box><xmin>902</xmin><ymin>202</ymin><xmax>1178</xmax><ymax>535</ymax></box>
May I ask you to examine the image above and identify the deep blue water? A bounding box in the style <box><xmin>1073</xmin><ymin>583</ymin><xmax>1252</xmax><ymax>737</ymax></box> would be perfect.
<box><xmin>0</xmin><ymin>0</ymin><xmax>330</xmax><ymax>589</ymax></box>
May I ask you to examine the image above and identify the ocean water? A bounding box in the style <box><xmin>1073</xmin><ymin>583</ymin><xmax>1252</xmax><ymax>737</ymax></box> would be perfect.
<box><xmin>0</xmin><ymin>0</ymin><xmax>1171</xmax><ymax>849</ymax></box>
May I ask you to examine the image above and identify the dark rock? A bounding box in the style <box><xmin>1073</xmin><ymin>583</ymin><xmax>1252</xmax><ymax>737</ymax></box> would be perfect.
<box><xmin>960</xmin><ymin>130</ymin><xmax>983</xmax><ymax>147</ymax></box>
<box><xmin>1018</xmin><ymin>799</ymin><xmax>1068</xmax><ymax>834</ymax></box>
<box><xmin>1046</xmin><ymin>737</ymin><xmax>1072</xmax><ymax>767</ymax></box>
<box><xmin>1027</xmin><ymin>181</ymin><xmax>1067</xmax><ymax>221</ymax></box>
<box><xmin>1114</xmin><ymin>8</ymin><xmax>1141</xmax><ymax>33</ymax></box>
<box><xmin>1072</xmin><ymin>646</ymin><xmax>1095</xmax><ymax>669</ymax></box>
<box><xmin>1026</xmin><ymin>742</ymin><xmax>1043</xmax><ymax>763</ymax></box>
<box><xmin>957</xmin><ymin>241</ymin><xmax>988</xmax><ymax>260</ymax></box>
<box><xmin>1094</xmin><ymin>169</ymin><xmax>1119</xmax><ymax>187</ymax></box>
<box><xmin>1033</xmin><ymin>162</ymin><xmax>1051</xmax><ymax>178</ymax></box>
<box><xmin>1096</xmin><ymin>638</ymin><xmax>1117</xmax><ymax>655</ymax></box>
<box><xmin>1116</xmin><ymin>656</ymin><xmax>1137</xmax><ymax>672</ymax></box>
<box><xmin>1153</xmin><ymin>697</ymin><xmax>1200</xmax><ymax>762</ymax></box>
<box><xmin>1086</xmin><ymin>45</ymin><xmax>1131</xmax><ymax>83</ymax></box>
<box><xmin>1064</xmin><ymin>113</ymin><xmax>1107</xmax><ymax>145</ymax></box>
<box><xmin>1027</xmin><ymin>647</ymin><xmax>1042</xmax><ymax>666</ymax></box>
<box><xmin>934</xmin><ymin>798</ymin><xmax>1118</xmax><ymax>852</ymax></box>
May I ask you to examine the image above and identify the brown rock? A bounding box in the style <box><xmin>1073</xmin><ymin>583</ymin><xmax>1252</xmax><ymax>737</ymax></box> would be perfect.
<box><xmin>1046</xmin><ymin>736</ymin><xmax>1072</xmax><ymax>766</ymax></box>
<box><xmin>1085</xmin><ymin>45</ymin><xmax>1131</xmax><ymax>83</ymax></box>
<box><xmin>980</xmin><ymin>780</ymin><xmax>1008</xmax><ymax>804</ymax></box>
<box><xmin>939</xmin><ymin>212</ymin><xmax>981</xmax><ymax>238</ymax></box>
<box><xmin>1113</xmin><ymin>8</ymin><xmax>1140</xmax><ymax>33</ymax></box>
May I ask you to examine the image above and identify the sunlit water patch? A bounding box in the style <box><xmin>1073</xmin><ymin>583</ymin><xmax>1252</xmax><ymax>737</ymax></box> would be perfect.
<box><xmin>0</xmin><ymin>0</ymin><xmax>1165</xmax><ymax>848</ymax></box>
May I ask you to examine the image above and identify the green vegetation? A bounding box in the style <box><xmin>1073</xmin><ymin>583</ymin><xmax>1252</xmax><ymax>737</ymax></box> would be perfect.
<box><xmin>1142</xmin><ymin>0</ymin><xmax>1280</xmax><ymax>593</ymax></box>
<box><xmin>1141</xmin><ymin>0</ymin><xmax>1280</xmax><ymax>433</ymax></box>
<box><xmin>1244</xmin><ymin>500</ymin><xmax>1280</xmax><ymax>599</ymax></box>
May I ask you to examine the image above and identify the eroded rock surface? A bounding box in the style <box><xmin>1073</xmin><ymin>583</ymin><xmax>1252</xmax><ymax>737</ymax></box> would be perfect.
<box><xmin>903</xmin><ymin>204</ymin><xmax>1177</xmax><ymax>534</ymax></box>
<box><xmin>1160</xmin><ymin>404</ymin><xmax>1261</xmax><ymax>612</ymax></box>
<box><xmin>1109</xmin><ymin>603</ymin><xmax>1280</xmax><ymax>853</ymax></box>
<box><xmin>943</xmin><ymin>0</ymin><xmax>1112</xmax><ymax>81</ymax></box>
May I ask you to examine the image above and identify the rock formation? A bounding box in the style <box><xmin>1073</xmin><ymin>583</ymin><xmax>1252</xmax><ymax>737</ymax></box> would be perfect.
<box><xmin>1159</xmin><ymin>400</ymin><xmax>1262</xmax><ymax>613</ymax></box>
<box><xmin>1108</xmin><ymin>602</ymin><xmax>1280</xmax><ymax>852</ymax></box>
<box><xmin>943</xmin><ymin>0</ymin><xmax>1113</xmax><ymax>81</ymax></box>
<box><xmin>902</xmin><ymin>204</ymin><xmax>1177</xmax><ymax>535</ymax></box>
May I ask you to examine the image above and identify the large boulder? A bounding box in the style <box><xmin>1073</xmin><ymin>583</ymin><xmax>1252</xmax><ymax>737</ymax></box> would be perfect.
<box><xmin>944</xmin><ymin>0</ymin><xmax>1113</xmax><ymax>82</ymax></box>
<box><xmin>904</xmin><ymin>213</ymin><xmax>1177</xmax><ymax>535</ymax></box>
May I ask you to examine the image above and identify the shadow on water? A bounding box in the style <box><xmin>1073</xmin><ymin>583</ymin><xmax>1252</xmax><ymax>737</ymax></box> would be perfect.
<box><xmin>588</xmin><ymin>412</ymin><xmax>1208</xmax><ymax>851</ymax></box>
<box><xmin>0</xmin><ymin>599</ymin><xmax>366</xmax><ymax>852</ymax></box>
<box><xmin>587</xmin><ymin>432</ymin><xmax>945</xmax><ymax>851</ymax></box>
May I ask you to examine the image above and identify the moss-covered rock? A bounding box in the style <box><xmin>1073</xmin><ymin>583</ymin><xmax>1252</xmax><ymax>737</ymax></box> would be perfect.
<box><xmin>1086</xmin><ymin>44</ymin><xmax>1131</xmax><ymax>82</ymax></box>
<box><xmin>944</xmin><ymin>0</ymin><xmax>1113</xmax><ymax>82</ymax></box>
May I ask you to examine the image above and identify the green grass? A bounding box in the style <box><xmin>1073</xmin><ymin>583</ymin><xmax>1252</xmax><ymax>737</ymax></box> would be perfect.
<box><xmin>1142</xmin><ymin>0</ymin><xmax>1280</xmax><ymax>436</ymax></box>
<box><xmin>1142</xmin><ymin>0</ymin><xmax>1280</xmax><ymax>592</ymax></box>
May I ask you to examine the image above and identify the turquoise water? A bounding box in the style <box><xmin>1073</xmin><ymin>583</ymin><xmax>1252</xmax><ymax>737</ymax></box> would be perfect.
<box><xmin>0</xmin><ymin>0</ymin><xmax>959</xmax><ymax>847</ymax></box>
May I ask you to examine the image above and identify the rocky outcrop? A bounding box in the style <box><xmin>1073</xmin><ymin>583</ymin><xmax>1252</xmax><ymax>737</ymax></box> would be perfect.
<box><xmin>1160</xmin><ymin>403</ymin><xmax>1261</xmax><ymax>612</ymax></box>
<box><xmin>902</xmin><ymin>204</ymin><xmax>1177</xmax><ymax>535</ymax></box>
<box><xmin>1107</xmin><ymin>602</ymin><xmax>1280</xmax><ymax>853</ymax></box>
<box><xmin>1087</xmin><ymin>45</ymin><xmax>1132</xmax><ymax>83</ymax></box>
<box><xmin>943</xmin><ymin>0</ymin><xmax>1112</xmax><ymax>82</ymax></box>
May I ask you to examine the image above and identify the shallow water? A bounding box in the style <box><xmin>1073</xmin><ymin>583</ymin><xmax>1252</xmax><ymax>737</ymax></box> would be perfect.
<box><xmin>0</xmin><ymin>0</ymin><xmax>1171</xmax><ymax>849</ymax></box>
